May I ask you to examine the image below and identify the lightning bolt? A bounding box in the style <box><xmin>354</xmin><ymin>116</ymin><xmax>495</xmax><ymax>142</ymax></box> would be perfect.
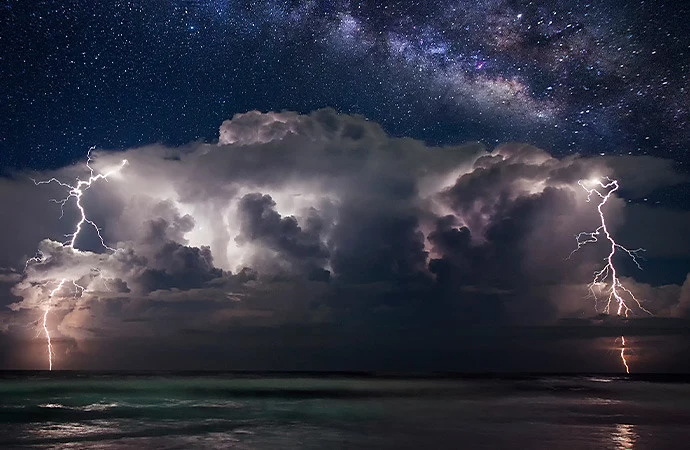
<box><xmin>42</xmin><ymin>307</ymin><xmax>53</xmax><ymax>371</ymax></box>
<box><xmin>41</xmin><ymin>279</ymin><xmax>86</xmax><ymax>370</ymax></box>
<box><xmin>27</xmin><ymin>148</ymin><xmax>127</xmax><ymax>370</ymax></box>
<box><xmin>570</xmin><ymin>177</ymin><xmax>652</xmax><ymax>373</ymax></box>
<box><xmin>620</xmin><ymin>336</ymin><xmax>629</xmax><ymax>374</ymax></box>
<box><xmin>43</xmin><ymin>279</ymin><xmax>65</xmax><ymax>371</ymax></box>
<box><xmin>32</xmin><ymin>148</ymin><xmax>127</xmax><ymax>250</ymax></box>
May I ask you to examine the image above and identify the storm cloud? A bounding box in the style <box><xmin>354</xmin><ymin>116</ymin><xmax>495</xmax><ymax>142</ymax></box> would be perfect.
<box><xmin>1</xmin><ymin>109</ymin><xmax>689</xmax><ymax>371</ymax></box>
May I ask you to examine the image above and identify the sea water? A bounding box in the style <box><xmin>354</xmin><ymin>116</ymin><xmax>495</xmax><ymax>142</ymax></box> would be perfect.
<box><xmin>1</xmin><ymin>372</ymin><xmax>689</xmax><ymax>449</ymax></box>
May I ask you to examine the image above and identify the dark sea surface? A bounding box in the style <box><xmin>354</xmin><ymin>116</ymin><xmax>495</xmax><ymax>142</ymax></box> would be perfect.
<box><xmin>1</xmin><ymin>372</ymin><xmax>689</xmax><ymax>449</ymax></box>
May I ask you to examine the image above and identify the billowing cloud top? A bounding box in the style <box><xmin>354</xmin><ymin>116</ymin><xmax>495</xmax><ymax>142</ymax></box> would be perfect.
<box><xmin>2</xmin><ymin>109</ymin><xmax>689</xmax><ymax>371</ymax></box>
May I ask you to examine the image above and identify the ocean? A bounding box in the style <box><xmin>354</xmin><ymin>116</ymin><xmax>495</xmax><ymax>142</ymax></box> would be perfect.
<box><xmin>0</xmin><ymin>372</ymin><xmax>689</xmax><ymax>449</ymax></box>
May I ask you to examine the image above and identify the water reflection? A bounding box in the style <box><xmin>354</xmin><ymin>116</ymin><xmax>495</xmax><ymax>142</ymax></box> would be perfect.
<box><xmin>611</xmin><ymin>423</ymin><xmax>637</xmax><ymax>450</ymax></box>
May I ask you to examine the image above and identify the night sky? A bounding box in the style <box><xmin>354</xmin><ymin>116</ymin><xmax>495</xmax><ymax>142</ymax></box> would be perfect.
<box><xmin>1</xmin><ymin>0</ymin><xmax>690</xmax><ymax>372</ymax></box>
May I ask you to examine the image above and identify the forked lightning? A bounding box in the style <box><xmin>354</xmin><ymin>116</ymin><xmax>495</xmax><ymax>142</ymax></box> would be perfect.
<box><xmin>570</xmin><ymin>177</ymin><xmax>652</xmax><ymax>373</ymax></box>
<box><xmin>27</xmin><ymin>149</ymin><xmax>126</xmax><ymax>370</ymax></box>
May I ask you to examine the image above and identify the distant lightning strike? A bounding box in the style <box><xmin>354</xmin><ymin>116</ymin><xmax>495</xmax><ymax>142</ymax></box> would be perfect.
<box><xmin>42</xmin><ymin>279</ymin><xmax>86</xmax><ymax>370</ymax></box>
<box><xmin>43</xmin><ymin>279</ymin><xmax>65</xmax><ymax>371</ymax></box>
<box><xmin>28</xmin><ymin>148</ymin><xmax>127</xmax><ymax>370</ymax></box>
<box><xmin>42</xmin><ymin>307</ymin><xmax>54</xmax><ymax>371</ymax></box>
<box><xmin>620</xmin><ymin>336</ymin><xmax>630</xmax><ymax>374</ymax></box>
<box><xmin>570</xmin><ymin>177</ymin><xmax>652</xmax><ymax>373</ymax></box>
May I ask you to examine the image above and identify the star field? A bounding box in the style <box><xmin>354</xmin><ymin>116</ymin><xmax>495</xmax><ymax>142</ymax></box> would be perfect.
<box><xmin>1</xmin><ymin>0</ymin><xmax>688</xmax><ymax>170</ymax></box>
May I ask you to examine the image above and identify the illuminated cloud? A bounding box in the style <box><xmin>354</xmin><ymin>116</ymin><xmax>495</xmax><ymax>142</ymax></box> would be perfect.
<box><xmin>1</xmin><ymin>110</ymin><xmax>689</xmax><ymax>370</ymax></box>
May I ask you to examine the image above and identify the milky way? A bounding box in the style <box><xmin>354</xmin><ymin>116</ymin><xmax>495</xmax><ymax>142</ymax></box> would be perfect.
<box><xmin>1</xmin><ymin>0</ymin><xmax>688</xmax><ymax>170</ymax></box>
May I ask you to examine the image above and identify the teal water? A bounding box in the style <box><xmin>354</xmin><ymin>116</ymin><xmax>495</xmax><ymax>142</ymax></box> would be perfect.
<box><xmin>1</xmin><ymin>373</ymin><xmax>689</xmax><ymax>449</ymax></box>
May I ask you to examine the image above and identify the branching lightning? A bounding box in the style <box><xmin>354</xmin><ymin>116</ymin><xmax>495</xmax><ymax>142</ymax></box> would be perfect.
<box><xmin>32</xmin><ymin>149</ymin><xmax>127</xmax><ymax>250</ymax></box>
<box><xmin>570</xmin><ymin>177</ymin><xmax>652</xmax><ymax>373</ymax></box>
<box><xmin>41</xmin><ymin>279</ymin><xmax>86</xmax><ymax>370</ymax></box>
<box><xmin>27</xmin><ymin>148</ymin><xmax>127</xmax><ymax>370</ymax></box>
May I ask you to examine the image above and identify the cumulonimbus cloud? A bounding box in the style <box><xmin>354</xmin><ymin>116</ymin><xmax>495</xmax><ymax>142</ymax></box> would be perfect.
<box><xmin>1</xmin><ymin>109</ymin><xmax>689</xmax><ymax>368</ymax></box>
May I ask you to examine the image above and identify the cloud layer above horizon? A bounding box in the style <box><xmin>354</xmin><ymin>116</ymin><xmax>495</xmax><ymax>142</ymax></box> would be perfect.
<box><xmin>2</xmin><ymin>110</ymin><xmax>690</xmax><ymax>371</ymax></box>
